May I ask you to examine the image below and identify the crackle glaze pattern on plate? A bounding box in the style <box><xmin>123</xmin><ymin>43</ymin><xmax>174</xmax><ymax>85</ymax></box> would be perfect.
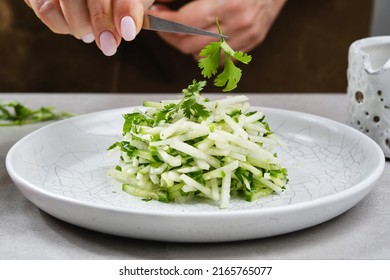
<box><xmin>6</xmin><ymin>107</ymin><xmax>385</xmax><ymax>242</ymax></box>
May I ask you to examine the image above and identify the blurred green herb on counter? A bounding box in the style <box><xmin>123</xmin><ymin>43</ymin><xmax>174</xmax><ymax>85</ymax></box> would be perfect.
<box><xmin>0</xmin><ymin>101</ymin><xmax>73</xmax><ymax>126</ymax></box>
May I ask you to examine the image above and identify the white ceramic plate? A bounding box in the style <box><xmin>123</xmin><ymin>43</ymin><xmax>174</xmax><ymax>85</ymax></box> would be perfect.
<box><xmin>6</xmin><ymin>107</ymin><xmax>385</xmax><ymax>242</ymax></box>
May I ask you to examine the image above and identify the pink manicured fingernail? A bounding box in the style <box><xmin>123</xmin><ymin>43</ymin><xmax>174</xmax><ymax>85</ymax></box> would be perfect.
<box><xmin>82</xmin><ymin>33</ymin><xmax>95</xmax><ymax>43</ymax></box>
<box><xmin>99</xmin><ymin>31</ymin><xmax>117</xmax><ymax>56</ymax></box>
<box><xmin>121</xmin><ymin>16</ymin><xmax>136</xmax><ymax>41</ymax></box>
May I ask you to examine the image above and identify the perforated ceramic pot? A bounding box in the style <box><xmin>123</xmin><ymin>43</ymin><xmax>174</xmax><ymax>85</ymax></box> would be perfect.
<box><xmin>347</xmin><ymin>36</ymin><xmax>390</xmax><ymax>157</ymax></box>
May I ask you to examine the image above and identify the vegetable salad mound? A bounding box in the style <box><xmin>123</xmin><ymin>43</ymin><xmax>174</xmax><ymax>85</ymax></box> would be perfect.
<box><xmin>108</xmin><ymin>81</ymin><xmax>288</xmax><ymax>208</ymax></box>
<box><xmin>108</xmin><ymin>19</ymin><xmax>287</xmax><ymax>208</ymax></box>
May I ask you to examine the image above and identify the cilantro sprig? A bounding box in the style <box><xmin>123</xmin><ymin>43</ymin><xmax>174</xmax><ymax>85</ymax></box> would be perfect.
<box><xmin>181</xmin><ymin>80</ymin><xmax>209</xmax><ymax>119</ymax></box>
<box><xmin>198</xmin><ymin>19</ymin><xmax>252</xmax><ymax>92</ymax></box>
<box><xmin>152</xmin><ymin>80</ymin><xmax>210</xmax><ymax>125</ymax></box>
<box><xmin>0</xmin><ymin>101</ymin><xmax>73</xmax><ymax>126</ymax></box>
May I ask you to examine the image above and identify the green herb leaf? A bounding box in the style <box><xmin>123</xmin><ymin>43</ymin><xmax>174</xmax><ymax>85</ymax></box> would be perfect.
<box><xmin>198</xmin><ymin>42</ymin><xmax>222</xmax><ymax>78</ymax></box>
<box><xmin>181</xmin><ymin>96</ymin><xmax>209</xmax><ymax>119</ymax></box>
<box><xmin>179</xmin><ymin>80</ymin><xmax>210</xmax><ymax>119</ymax></box>
<box><xmin>108</xmin><ymin>141</ymin><xmax>137</xmax><ymax>157</ymax></box>
<box><xmin>198</xmin><ymin>19</ymin><xmax>252</xmax><ymax>92</ymax></box>
<box><xmin>154</xmin><ymin>103</ymin><xmax>179</xmax><ymax>125</ymax></box>
<box><xmin>187</xmin><ymin>170</ymin><xmax>205</xmax><ymax>185</ymax></box>
<box><xmin>220</xmin><ymin>41</ymin><xmax>252</xmax><ymax>64</ymax></box>
<box><xmin>149</xmin><ymin>146</ymin><xmax>161</xmax><ymax>163</ymax></box>
<box><xmin>214</xmin><ymin>55</ymin><xmax>242</xmax><ymax>92</ymax></box>
<box><xmin>0</xmin><ymin>101</ymin><xmax>73</xmax><ymax>126</ymax></box>
<box><xmin>182</xmin><ymin>80</ymin><xmax>207</xmax><ymax>96</ymax></box>
<box><xmin>122</xmin><ymin>112</ymin><xmax>152</xmax><ymax>133</ymax></box>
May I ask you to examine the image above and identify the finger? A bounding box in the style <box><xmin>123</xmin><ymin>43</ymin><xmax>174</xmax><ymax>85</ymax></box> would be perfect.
<box><xmin>87</xmin><ymin>0</ymin><xmax>121</xmax><ymax>56</ymax></box>
<box><xmin>113</xmin><ymin>0</ymin><xmax>145</xmax><ymax>42</ymax></box>
<box><xmin>148</xmin><ymin>4</ymin><xmax>169</xmax><ymax>12</ymax></box>
<box><xmin>24</xmin><ymin>0</ymin><xmax>32</xmax><ymax>8</ymax></box>
<box><xmin>28</xmin><ymin>0</ymin><xmax>70</xmax><ymax>34</ymax></box>
<box><xmin>154</xmin><ymin>12</ymin><xmax>221</xmax><ymax>56</ymax></box>
<box><xmin>158</xmin><ymin>32</ymin><xmax>218</xmax><ymax>55</ymax></box>
<box><xmin>148</xmin><ymin>0</ymin><xmax>222</xmax><ymax>54</ymax></box>
<box><xmin>150</xmin><ymin>0</ymin><xmax>220</xmax><ymax>29</ymax></box>
<box><xmin>59</xmin><ymin>0</ymin><xmax>94</xmax><ymax>42</ymax></box>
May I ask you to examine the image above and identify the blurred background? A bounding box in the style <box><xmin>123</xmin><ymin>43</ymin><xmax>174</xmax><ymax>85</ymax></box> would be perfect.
<box><xmin>0</xmin><ymin>0</ymin><xmax>384</xmax><ymax>93</ymax></box>
<box><xmin>370</xmin><ymin>0</ymin><xmax>390</xmax><ymax>36</ymax></box>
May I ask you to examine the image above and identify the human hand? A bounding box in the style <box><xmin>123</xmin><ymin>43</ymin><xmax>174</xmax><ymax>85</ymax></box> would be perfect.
<box><xmin>150</xmin><ymin>0</ymin><xmax>287</xmax><ymax>58</ymax></box>
<box><xmin>23</xmin><ymin>0</ymin><xmax>150</xmax><ymax>56</ymax></box>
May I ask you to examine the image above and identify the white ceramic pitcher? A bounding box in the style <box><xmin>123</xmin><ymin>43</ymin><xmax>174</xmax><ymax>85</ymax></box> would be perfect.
<box><xmin>347</xmin><ymin>36</ymin><xmax>390</xmax><ymax>157</ymax></box>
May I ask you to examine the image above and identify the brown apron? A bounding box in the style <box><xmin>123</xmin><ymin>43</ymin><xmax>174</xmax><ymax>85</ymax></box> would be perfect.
<box><xmin>0</xmin><ymin>0</ymin><xmax>373</xmax><ymax>93</ymax></box>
